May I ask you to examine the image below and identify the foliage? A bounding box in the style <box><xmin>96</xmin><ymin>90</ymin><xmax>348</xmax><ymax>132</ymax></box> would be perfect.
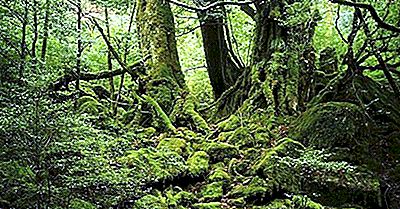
<box><xmin>1</xmin><ymin>0</ymin><xmax>399</xmax><ymax>208</ymax></box>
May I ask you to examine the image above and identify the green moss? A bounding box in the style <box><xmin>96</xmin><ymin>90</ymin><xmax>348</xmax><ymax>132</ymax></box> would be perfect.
<box><xmin>144</xmin><ymin>94</ymin><xmax>177</xmax><ymax>131</ymax></box>
<box><xmin>229</xmin><ymin>176</ymin><xmax>271</xmax><ymax>199</ymax></box>
<box><xmin>200</xmin><ymin>181</ymin><xmax>224</xmax><ymax>201</ymax></box>
<box><xmin>252</xmin><ymin>138</ymin><xmax>304</xmax><ymax>173</ymax></box>
<box><xmin>208</xmin><ymin>166</ymin><xmax>231</xmax><ymax>182</ymax></box>
<box><xmin>254</xmin><ymin>195</ymin><xmax>324</xmax><ymax>209</ymax></box>
<box><xmin>69</xmin><ymin>199</ymin><xmax>96</xmax><ymax>209</ymax></box>
<box><xmin>186</xmin><ymin>151</ymin><xmax>209</xmax><ymax>176</ymax></box>
<box><xmin>200</xmin><ymin>142</ymin><xmax>239</xmax><ymax>162</ymax></box>
<box><xmin>118</xmin><ymin>148</ymin><xmax>186</xmax><ymax>182</ymax></box>
<box><xmin>226</xmin><ymin>197</ymin><xmax>245</xmax><ymax>207</ymax></box>
<box><xmin>157</xmin><ymin>137</ymin><xmax>187</xmax><ymax>154</ymax></box>
<box><xmin>193</xmin><ymin>202</ymin><xmax>222</xmax><ymax>209</ymax></box>
<box><xmin>170</xmin><ymin>94</ymin><xmax>210</xmax><ymax>133</ymax></box>
<box><xmin>290</xmin><ymin>102</ymin><xmax>372</xmax><ymax>165</ymax></box>
<box><xmin>217</xmin><ymin>114</ymin><xmax>240</xmax><ymax>130</ymax></box>
<box><xmin>133</xmin><ymin>193</ymin><xmax>168</xmax><ymax>209</ymax></box>
<box><xmin>164</xmin><ymin>189</ymin><xmax>196</xmax><ymax>207</ymax></box>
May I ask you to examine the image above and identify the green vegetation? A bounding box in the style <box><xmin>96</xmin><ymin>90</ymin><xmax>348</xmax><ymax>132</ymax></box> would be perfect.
<box><xmin>1</xmin><ymin>0</ymin><xmax>399</xmax><ymax>208</ymax></box>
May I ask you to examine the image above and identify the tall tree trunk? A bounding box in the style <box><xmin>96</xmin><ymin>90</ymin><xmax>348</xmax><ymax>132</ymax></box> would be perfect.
<box><xmin>196</xmin><ymin>6</ymin><xmax>242</xmax><ymax>99</ymax></box>
<box><xmin>31</xmin><ymin>0</ymin><xmax>39</xmax><ymax>59</ymax></box>
<box><xmin>105</xmin><ymin>7</ymin><xmax>115</xmax><ymax>104</ymax></box>
<box><xmin>76</xmin><ymin>0</ymin><xmax>82</xmax><ymax>91</ymax></box>
<box><xmin>41</xmin><ymin>0</ymin><xmax>50</xmax><ymax>61</ymax></box>
<box><xmin>136</xmin><ymin>0</ymin><xmax>187</xmax><ymax>128</ymax></box>
<box><xmin>20</xmin><ymin>0</ymin><xmax>29</xmax><ymax>77</ymax></box>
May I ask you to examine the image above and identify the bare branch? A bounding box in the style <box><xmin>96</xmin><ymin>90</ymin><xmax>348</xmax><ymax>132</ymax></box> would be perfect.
<box><xmin>330</xmin><ymin>0</ymin><xmax>400</xmax><ymax>33</ymax></box>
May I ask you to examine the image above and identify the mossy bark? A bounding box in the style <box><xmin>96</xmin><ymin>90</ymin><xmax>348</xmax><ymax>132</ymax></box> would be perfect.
<box><xmin>136</xmin><ymin>0</ymin><xmax>186</xmax><ymax>124</ymax></box>
<box><xmin>213</xmin><ymin>0</ymin><xmax>319</xmax><ymax>119</ymax></box>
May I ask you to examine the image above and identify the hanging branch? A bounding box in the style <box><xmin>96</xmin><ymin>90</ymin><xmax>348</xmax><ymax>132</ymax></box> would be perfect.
<box><xmin>330</xmin><ymin>0</ymin><xmax>400</xmax><ymax>33</ymax></box>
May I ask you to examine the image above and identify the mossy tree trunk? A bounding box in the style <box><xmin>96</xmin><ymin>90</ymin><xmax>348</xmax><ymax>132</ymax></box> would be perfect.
<box><xmin>214</xmin><ymin>0</ymin><xmax>318</xmax><ymax>118</ymax></box>
<box><xmin>136</xmin><ymin>0</ymin><xmax>186</xmax><ymax>128</ymax></box>
<box><xmin>136</xmin><ymin>0</ymin><xmax>209</xmax><ymax>132</ymax></box>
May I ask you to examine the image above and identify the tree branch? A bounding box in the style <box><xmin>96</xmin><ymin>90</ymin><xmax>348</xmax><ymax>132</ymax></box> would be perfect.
<box><xmin>330</xmin><ymin>0</ymin><xmax>400</xmax><ymax>33</ymax></box>
<box><xmin>168</xmin><ymin>0</ymin><xmax>260</xmax><ymax>12</ymax></box>
<box><xmin>240</xmin><ymin>5</ymin><xmax>256</xmax><ymax>21</ymax></box>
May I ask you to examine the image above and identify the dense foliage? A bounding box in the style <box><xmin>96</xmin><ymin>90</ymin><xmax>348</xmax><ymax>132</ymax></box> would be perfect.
<box><xmin>1</xmin><ymin>0</ymin><xmax>399</xmax><ymax>208</ymax></box>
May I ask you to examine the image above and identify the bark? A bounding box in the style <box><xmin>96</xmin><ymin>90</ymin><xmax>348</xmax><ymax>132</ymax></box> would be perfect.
<box><xmin>20</xmin><ymin>0</ymin><xmax>29</xmax><ymax>77</ymax></box>
<box><xmin>105</xmin><ymin>7</ymin><xmax>115</xmax><ymax>102</ymax></box>
<box><xmin>75</xmin><ymin>0</ymin><xmax>82</xmax><ymax>91</ymax></box>
<box><xmin>41</xmin><ymin>0</ymin><xmax>50</xmax><ymax>61</ymax></box>
<box><xmin>196</xmin><ymin>5</ymin><xmax>242</xmax><ymax>99</ymax></box>
<box><xmin>136</xmin><ymin>0</ymin><xmax>187</xmax><ymax>127</ymax></box>
<box><xmin>31</xmin><ymin>0</ymin><xmax>39</xmax><ymax>59</ymax></box>
<box><xmin>213</xmin><ymin>0</ymin><xmax>318</xmax><ymax>118</ymax></box>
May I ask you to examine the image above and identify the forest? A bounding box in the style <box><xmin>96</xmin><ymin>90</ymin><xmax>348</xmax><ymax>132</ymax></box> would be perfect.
<box><xmin>0</xmin><ymin>0</ymin><xmax>399</xmax><ymax>208</ymax></box>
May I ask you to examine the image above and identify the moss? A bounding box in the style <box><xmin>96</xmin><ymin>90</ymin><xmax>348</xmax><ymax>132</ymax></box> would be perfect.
<box><xmin>254</xmin><ymin>195</ymin><xmax>324</xmax><ymax>209</ymax></box>
<box><xmin>217</xmin><ymin>114</ymin><xmax>241</xmax><ymax>130</ymax></box>
<box><xmin>200</xmin><ymin>181</ymin><xmax>224</xmax><ymax>201</ymax></box>
<box><xmin>228</xmin><ymin>176</ymin><xmax>271</xmax><ymax>199</ymax></box>
<box><xmin>290</xmin><ymin>102</ymin><xmax>372</xmax><ymax>165</ymax></box>
<box><xmin>200</xmin><ymin>142</ymin><xmax>239</xmax><ymax>162</ymax></box>
<box><xmin>226</xmin><ymin>197</ymin><xmax>245</xmax><ymax>207</ymax></box>
<box><xmin>118</xmin><ymin>148</ymin><xmax>186</xmax><ymax>182</ymax></box>
<box><xmin>170</xmin><ymin>94</ymin><xmax>210</xmax><ymax>133</ymax></box>
<box><xmin>69</xmin><ymin>199</ymin><xmax>96</xmax><ymax>209</ymax></box>
<box><xmin>133</xmin><ymin>193</ymin><xmax>168</xmax><ymax>209</ymax></box>
<box><xmin>143</xmin><ymin>94</ymin><xmax>177</xmax><ymax>131</ymax></box>
<box><xmin>164</xmin><ymin>189</ymin><xmax>197</xmax><ymax>207</ymax></box>
<box><xmin>157</xmin><ymin>137</ymin><xmax>187</xmax><ymax>154</ymax></box>
<box><xmin>208</xmin><ymin>166</ymin><xmax>231</xmax><ymax>182</ymax></box>
<box><xmin>252</xmin><ymin>138</ymin><xmax>304</xmax><ymax>173</ymax></box>
<box><xmin>193</xmin><ymin>202</ymin><xmax>222</xmax><ymax>209</ymax></box>
<box><xmin>186</xmin><ymin>151</ymin><xmax>209</xmax><ymax>176</ymax></box>
<box><xmin>77</xmin><ymin>96</ymin><xmax>105</xmax><ymax>114</ymax></box>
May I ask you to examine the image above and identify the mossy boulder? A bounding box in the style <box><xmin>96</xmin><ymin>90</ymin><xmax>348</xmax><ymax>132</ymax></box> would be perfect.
<box><xmin>133</xmin><ymin>193</ymin><xmax>168</xmax><ymax>209</ymax></box>
<box><xmin>208</xmin><ymin>166</ymin><xmax>231</xmax><ymax>183</ymax></box>
<box><xmin>290</xmin><ymin>102</ymin><xmax>372</xmax><ymax>165</ymax></box>
<box><xmin>118</xmin><ymin>148</ymin><xmax>186</xmax><ymax>183</ymax></box>
<box><xmin>199</xmin><ymin>142</ymin><xmax>239</xmax><ymax>162</ymax></box>
<box><xmin>228</xmin><ymin>176</ymin><xmax>272</xmax><ymax>200</ymax></box>
<box><xmin>200</xmin><ymin>181</ymin><xmax>224</xmax><ymax>201</ymax></box>
<box><xmin>157</xmin><ymin>137</ymin><xmax>187</xmax><ymax>154</ymax></box>
<box><xmin>187</xmin><ymin>151</ymin><xmax>209</xmax><ymax>176</ymax></box>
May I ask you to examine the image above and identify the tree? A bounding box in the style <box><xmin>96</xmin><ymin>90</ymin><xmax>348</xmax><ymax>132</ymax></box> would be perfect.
<box><xmin>195</xmin><ymin>1</ymin><xmax>243</xmax><ymax>99</ymax></box>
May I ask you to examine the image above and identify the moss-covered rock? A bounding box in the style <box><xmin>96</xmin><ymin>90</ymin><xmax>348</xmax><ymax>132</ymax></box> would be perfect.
<box><xmin>133</xmin><ymin>193</ymin><xmax>168</xmax><ymax>209</ymax></box>
<box><xmin>187</xmin><ymin>151</ymin><xmax>209</xmax><ymax>176</ymax></box>
<box><xmin>157</xmin><ymin>137</ymin><xmax>187</xmax><ymax>154</ymax></box>
<box><xmin>290</xmin><ymin>102</ymin><xmax>372</xmax><ymax>165</ymax></box>
<box><xmin>165</xmin><ymin>189</ymin><xmax>197</xmax><ymax>208</ymax></box>
<box><xmin>118</xmin><ymin>148</ymin><xmax>187</xmax><ymax>183</ymax></box>
<box><xmin>200</xmin><ymin>181</ymin><xmax>224</xmax><ymax>201</ymax></box>
<box><xmin>199</xmin><ymin>142</ymin><xmax>239</xmax><ymax>162</ymax></box>
<box><xmin>228</xmin><ymin>176</ymin><xmax>271</xmax><ymax>200</ymax></box>
<box><xmin>208</xmin><ymin>166</ymin><xmax>231</xmax><ymax>183</ymax></box>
